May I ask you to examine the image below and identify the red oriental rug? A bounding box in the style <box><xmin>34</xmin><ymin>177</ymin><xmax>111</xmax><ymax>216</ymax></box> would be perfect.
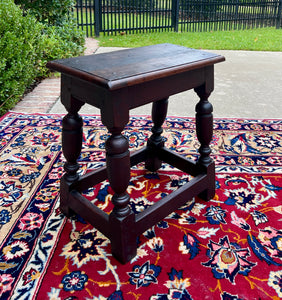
<box><xmin>1</xmin><ymin>112</ymin><xmax>282</xmax><ymax>300</ymax></box>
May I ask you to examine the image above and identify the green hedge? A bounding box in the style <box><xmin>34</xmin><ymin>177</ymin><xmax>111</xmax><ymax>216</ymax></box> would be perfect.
<box><xmin>0</xmin><ymin>1</ymin><xmax>44</xmax><ymax>115</ymax></box>
<box><xmin>0</xmin><ymin>0</ymin><xmax>85</xmax><ymax>116</ymax></box>
<box><xmin>15</xmin><ymin>0</ymin><xmax>75</xmax><ymax>25</ymax></box>
<box><xmin>38</xmin><ymin>17</ymin><xmax>85</xmax><ymax>77</ymax></box>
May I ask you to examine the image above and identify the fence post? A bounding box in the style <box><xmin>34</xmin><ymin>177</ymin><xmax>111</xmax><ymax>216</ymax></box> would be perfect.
<box><xmin>172</xmin><ymin>0</ymin><xmax>180</xmax><ymax>32</ymax></box>
<box><xmin>277</xmin><ymin>0</ymin><xmax>282</xmax><ymax>28</ymax></box>
<box><xmin>94</xmin><ymin>0</ymin><xmax>101</xmax><ymax>36</ymax></box>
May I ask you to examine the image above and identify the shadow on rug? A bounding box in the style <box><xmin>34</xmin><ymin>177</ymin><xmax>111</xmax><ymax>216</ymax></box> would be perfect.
<box><xmin>0</xmin><ymin>112</ymin><xmax>282</xmax><ymax>300</ymax></box>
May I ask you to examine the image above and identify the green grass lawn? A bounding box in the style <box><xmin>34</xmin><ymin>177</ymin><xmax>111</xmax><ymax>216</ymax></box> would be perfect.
<box><xmin>97</xmin><ymin>27</ymin><xmax>282</xmax><ymax>51</ymax></box>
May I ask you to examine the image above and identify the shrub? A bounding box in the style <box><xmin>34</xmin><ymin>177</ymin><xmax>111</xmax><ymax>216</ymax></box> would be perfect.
<box><xmin>14</xmin><ymin>0</ymin><xmax>85</xmax><ymax>77</ymax></box>
<box><xmin>14</xmin><ymin>0</ymin><xmax>75</xmax><ymax>26</ymax></box>
<box><xmin>0</xmin><ymin>0</ymin><xmax>44</xmax><ymax>115</ymax></box>
<box><xmin>38</xmin><ymin>17</ymin><xmax>85</xmax><ymax>77</ymax></box>
<box><xmin>0</xmin><ymin>0</ymin><xmax>85</xmax><ymax>116</ymax></box>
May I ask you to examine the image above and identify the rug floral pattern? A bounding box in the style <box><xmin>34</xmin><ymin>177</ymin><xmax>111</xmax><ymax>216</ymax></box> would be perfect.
<box><xmin>0</xmin><ymin>113</ymin><xmax>282</xmax><ymax>300</ymax></box>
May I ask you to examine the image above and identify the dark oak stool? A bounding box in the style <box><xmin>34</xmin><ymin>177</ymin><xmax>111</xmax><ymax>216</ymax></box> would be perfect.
<box><xmin>47</xmin><ymin>44</ymin><xmax>225</xmax><ymax>263</ymax></box>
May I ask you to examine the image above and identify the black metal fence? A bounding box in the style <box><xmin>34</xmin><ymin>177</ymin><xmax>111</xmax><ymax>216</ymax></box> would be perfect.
<box><xmin>74</xmin><ymin>0</ymin><xmax>282</xmax><ymax>36</ymax></box>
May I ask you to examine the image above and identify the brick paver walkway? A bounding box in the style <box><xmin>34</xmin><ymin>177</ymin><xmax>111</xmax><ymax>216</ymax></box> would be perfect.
<box><xmin>12</xmin><ymin>77</ymin><xmax>61</xmax><ymax>113</ymax></box>
<box><xmin>12</xmin><ymin>38</ymin><xmax>99</xmax><ymax>114</ymax></box>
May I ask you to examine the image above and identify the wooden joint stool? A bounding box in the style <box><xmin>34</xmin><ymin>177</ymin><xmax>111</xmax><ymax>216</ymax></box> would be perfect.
<box><xmin>47</xmin><ymin>44</ymin><xmax>225</xmax><ymax>264</ymax></box>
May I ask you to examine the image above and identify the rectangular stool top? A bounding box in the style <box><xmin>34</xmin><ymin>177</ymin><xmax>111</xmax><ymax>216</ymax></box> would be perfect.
<box><xmin>47</xmin><ymin>43</ymin><xmax>225</xmax><ymax>90</ymax></box>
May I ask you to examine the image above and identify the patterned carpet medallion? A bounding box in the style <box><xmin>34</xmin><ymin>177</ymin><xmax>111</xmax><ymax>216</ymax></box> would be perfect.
<box><xmin>0</xmin><ymin>112</ymin><xmax>282</xmax><ymax>300</ymax></box>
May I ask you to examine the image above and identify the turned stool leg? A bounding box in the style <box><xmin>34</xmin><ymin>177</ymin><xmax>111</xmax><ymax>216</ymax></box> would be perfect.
<box><xmin>145</xmin><ymin>98</ymin><xmax>168</xmax><ymax>171</ymax></box>
<box><xmin>60</xmin><ymin>97</ymin><xmax>84</xmax><ymax>217</ymax></box>
<box><xmin>195</xmin><ymin>86</ymin><xmax>215</xmax><ymax>201</ymax></box>
<box><xmin>105</xmin><ymin>127</ymin><xmax>136</xmax><ymax>263</ymax></box>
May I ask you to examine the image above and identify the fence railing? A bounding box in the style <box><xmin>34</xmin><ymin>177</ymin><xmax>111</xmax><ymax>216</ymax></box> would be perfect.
<box><xmin>74</xmin><ymin>0</ymin><xmax>282</xmax><ymax>36</ymax></box>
